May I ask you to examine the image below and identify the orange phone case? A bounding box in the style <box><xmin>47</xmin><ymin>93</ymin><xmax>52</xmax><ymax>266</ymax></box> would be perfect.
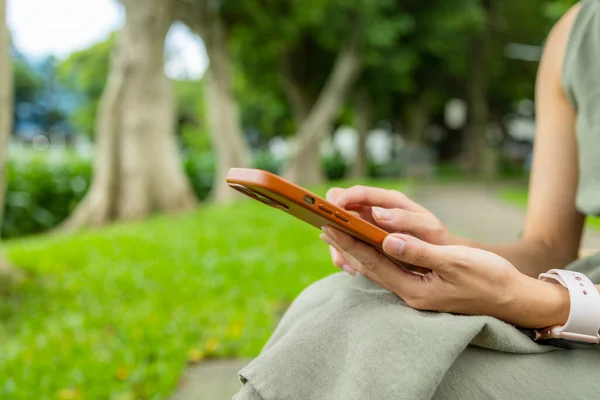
<box><xmin>226</xmin><ymin>168</ymin><xmax>428</xmax><ymax>275</ymax></box>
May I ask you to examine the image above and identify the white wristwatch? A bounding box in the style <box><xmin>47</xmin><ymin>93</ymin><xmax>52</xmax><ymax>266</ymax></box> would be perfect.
<box><xmin>535</xmin><ymin>269</ymin><xmax>600</xmax><ymax>344</ymax></box>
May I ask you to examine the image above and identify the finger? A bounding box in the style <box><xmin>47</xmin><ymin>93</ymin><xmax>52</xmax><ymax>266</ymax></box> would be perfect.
<box><xmin>320</xmin><ymin>233</ymin><xmax>384</xmax><ymax>286</ymax></box>
<box><xmin>341</xmin><ymin>264</ymin><xmax>357</xmax><ymax>275</ymax></box>
<box><xmin>326</xmin><ymin>187</ymin><xmax>344</xmax><ymax>203</ymax></box>
<box><xmin>382</xmin><ymin>233</ymin><xmax>446</xmax><ymax>272</ymax></box>
<box><xmin>345</xmin><ymin>204</ymin><xmax>377</xmax><ymax>224</ymax></box>
<box><xmin>332</xmin><ymin>185</ymin><xmax>425</xmax><ymax>212</ymax></box>
<box><xmin>329</xmin><ymin>246</ymin><xmax>348</xmax><ymax>268</ymax></box>
<box><xmin>323</xmin><ymin>227</ymin><xmax>421</xmax><ymax>290</ymax></box>
<box><xmin>371</xmin><ymin>207</ymin><xmax>429</xmax><ymax>235</ymax></box>
<box><xmin>322</xmin><ymin>234</ymin><xmax>393</xmax><ymax>290</ymax></box>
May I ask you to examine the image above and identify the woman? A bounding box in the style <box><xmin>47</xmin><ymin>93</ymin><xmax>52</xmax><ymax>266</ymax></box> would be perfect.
<box><xmin>235</xmin><ymin>2</ymin><xmax>600</xmax><ymax>399</ymax></box>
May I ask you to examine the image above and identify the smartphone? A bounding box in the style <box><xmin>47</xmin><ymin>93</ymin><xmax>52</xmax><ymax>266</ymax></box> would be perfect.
<box><xmin>226</xmin><ymin>168</ymin><xmax>428</xmax><ymax>275</ymax></box>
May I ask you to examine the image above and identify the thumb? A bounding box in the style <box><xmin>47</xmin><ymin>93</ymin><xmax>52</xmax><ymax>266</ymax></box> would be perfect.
<box><xmin>382</xmin><ymin>233</ymin><xmax>446</xmax><ymax>271</ymax></box>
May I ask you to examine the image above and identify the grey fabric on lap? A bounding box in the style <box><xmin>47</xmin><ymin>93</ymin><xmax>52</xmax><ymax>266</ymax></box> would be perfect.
<box><xmin>233</xmin><ymin>254</ymin><xmax>600</xmax><ymax>400</ymax></box>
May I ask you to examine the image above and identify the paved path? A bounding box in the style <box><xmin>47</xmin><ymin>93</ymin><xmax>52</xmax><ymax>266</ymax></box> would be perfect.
<box><xmin>170</xmin><ymin>359</ymin><xmax>248</xmax><ymax>400</ymax></box>
<box><xmin>415</xmin><ymin>183</ymin><xmax>600</xmax><ymax>249</ymax></box>
<box><xmin>169</xmin><ymin>183</ymin><xmax>600</xmax><ymax>400</ymax></box>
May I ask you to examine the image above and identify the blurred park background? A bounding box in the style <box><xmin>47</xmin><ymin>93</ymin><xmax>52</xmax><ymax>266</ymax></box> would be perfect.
<box><xmin>0</xmin><ymin>0</ymin><xmax>591</xmax><ymax>399</ymax></box>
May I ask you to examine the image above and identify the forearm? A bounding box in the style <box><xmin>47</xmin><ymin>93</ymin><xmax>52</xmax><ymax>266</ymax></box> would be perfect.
<box><xmin>450</xmin><ymin>235</ymin><xmax>574</xmax><ymax>278</ymax></box>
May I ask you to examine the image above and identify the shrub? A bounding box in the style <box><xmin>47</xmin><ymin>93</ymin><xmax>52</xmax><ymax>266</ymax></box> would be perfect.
<box><xmin>2</xmin><ymin>153</ymin><xmax>91</xmax><ymax>239</ymax></box>
<box><xmin>2</xmin><ymin>152</ymin><xmax>217</xmax><ymax>239</ymax></box>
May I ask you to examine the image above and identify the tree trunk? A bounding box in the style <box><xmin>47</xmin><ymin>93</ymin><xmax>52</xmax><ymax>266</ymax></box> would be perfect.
<box><xmin>407</xmin><ymin>92</ymin><xmax>430</xmax><ymax>145</ymax></box>
<box><xmin>198</xmin><ymin>14</ymin><xmax>251</xmax><ymax>203</ymax></box>
<box><xmin>281</xmin><ymin>34</ymin><xmax>363</xmax><ymax>186</ymax></box>
<box><xmin>61</xmin><ymin>0</ymin><xmax>197</xmax><ymax>231</ymax></box>
<box><xmin>0</xmin><ymin>0</ymin><xmax>10</xmax><ymax>231</ymax></box>
<box><xmin>0</xmin><ymin>0</ymin><xmax>23</xmax><ymax>283</ymax></box>
<box><xmin>279</xmin><ymin>57</ymin><xmax>325</xmax><ymax>185</ymax></box>
<box><xmin>464</xmin><ymin>0</ymin><xmax>495</xmax><ymax>177</ymax></box>
<box><xmin>176</xmin><ymin>2</ymin><xmax>251</xmax><ymax>203</ymax></box>
<box><xmin>349</xmin><ymin>92</ymin><xmax>372</xmax><ymax>179</ymax></box>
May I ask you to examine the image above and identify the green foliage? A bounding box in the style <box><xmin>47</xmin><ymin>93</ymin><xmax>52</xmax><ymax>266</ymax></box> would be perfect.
<box><xmin>2</xmin><ymin>153</ymin><xmax>91</xmax><ymax>239</ymax></box>
<box><xmin>542</xmin><ymin>0</ymin><xmax>578</xmax><ymax>21</ymax></box>
<box><xmin>322</xmin><ymin>152</ymin><xmax>347</xmax><ymax>181</ymax></box>
<box><xmin>13</xmin><ymin>58</ymin><xmax>45</xmax><ymax>105</ymax></box>
<box><xmin>0</xmin><ymin>179</ymin><xmax>405</xmax><ymax>399</ymax></box>
<box><xmin>57</xmin><ymin>34</ymin><xmax>115</xmax><ymax>135</ymax></box>
<box><xmin>1</xmin><ymin>152</ymin><xmax>215</xmax><ymax>239</ymax></box>
<box><xmin>252</xmin><ymin>150</ymin><xmax>284</xmax><ymax>174</ymax></box>
<box><xmin>57</xmin><ymin>36</ymin><xmax>208</xmax><ymax>141</ymax></box>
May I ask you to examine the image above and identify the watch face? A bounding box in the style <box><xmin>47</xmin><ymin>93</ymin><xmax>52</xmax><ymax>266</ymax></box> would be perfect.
<box><xmin>541</xmin><ymin>338</ymin><xmax>598</xmax><ymax>350</ymax></box>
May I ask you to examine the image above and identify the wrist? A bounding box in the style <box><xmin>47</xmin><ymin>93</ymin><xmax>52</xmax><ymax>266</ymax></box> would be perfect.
<box><xmin>503</xmin><ymin>276</ymin><xmax>570</xmax><ymax>329</ymax></box>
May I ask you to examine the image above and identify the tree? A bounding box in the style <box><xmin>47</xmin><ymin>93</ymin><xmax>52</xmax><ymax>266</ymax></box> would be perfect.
<box><xmin>0</xmin><ymin>0</ymin><xmax>10</xmax><ymax>234</ymax></box>
<box><xmin>280</xmin><ymin>32</ymin><xmax>363</xmax><ymax>186</ymax></box>
<box><xmin>62</xmin><ymin>0</ymin><xmax>197</xmax><ymax>230</ymax></box>
<box><xmin>176</xmin><ymin>1</ymin><xmax>252</xmax><ymax>203</ymax></box>
<box><xmin>226</xmin><ymin>0</ymin><xmax>424</xmax><ymax>186</ymax></box>
<box><xmin>0</xmin><ymin>0</ymin><xmax>22</xmax><ymax>282</ymax></box>
<box><xmin>58</xmin><ymin>36</ymin><xmax>115</xmax><ymax>136</ymax></box>
<box><xmin>348</xmin><ymin>91</ymin><xmax>372</xmax><ymax>179</ymax></box>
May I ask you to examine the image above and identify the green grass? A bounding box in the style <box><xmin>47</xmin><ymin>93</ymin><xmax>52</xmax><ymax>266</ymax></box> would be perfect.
<box><xmin>500</xmin><ymin>187</ymin><xmax>600</xmax><ymax>230</ymax></box>
<box><xmin>0</xmin><ymin>179</ymin><xmax>406</xmax><ymax>400</ymax></box>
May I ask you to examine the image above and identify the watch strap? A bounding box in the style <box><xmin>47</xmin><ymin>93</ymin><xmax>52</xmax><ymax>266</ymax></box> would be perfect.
<box><xmin>537</xmin><ymin>269</ymin><xmax>600</xmax><ymax>343</ymax></box>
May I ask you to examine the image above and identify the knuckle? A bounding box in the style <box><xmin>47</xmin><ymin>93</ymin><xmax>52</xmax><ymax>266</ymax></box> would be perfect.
<box><xmin>349</xmin><ymin>185</ymin><xmax>366</xmax><ymax>195</ymax></box>
<box><xmin>449</xmin><ymin>250</ymin><xmax>471</xmax><ymax>268</ymax></box>
<box><xmin>362</xmin><ymin>259</ymin><xmax>378</xmax><ymax>272</ymax></box>
<box><xmin>415</xmin><ymin>246</ymin><xmax>429</xmax><ymax>265</ymax></box>
<box><xmin>390</xmin><ymin>189</ymin><xmax>407</xmax><ymax>201</ymax></box>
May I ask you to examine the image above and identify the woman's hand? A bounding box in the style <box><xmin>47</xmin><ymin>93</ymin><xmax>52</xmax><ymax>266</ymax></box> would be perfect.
<box><xmin>325</xmin><ymin>185</ymin><xmax>451</xmax><ymax>274</ymax></box>
<box><xmin>321</xmin><ymin>226</ymin><xmax>570</xmax><ymax>329</ymax></box>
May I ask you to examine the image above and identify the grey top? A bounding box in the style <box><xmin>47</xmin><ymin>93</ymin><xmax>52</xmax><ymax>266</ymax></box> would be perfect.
<box><xmin>563</xmin><ymin>0</ymin><xmax>600</xmax><ymax>215</ymax></box>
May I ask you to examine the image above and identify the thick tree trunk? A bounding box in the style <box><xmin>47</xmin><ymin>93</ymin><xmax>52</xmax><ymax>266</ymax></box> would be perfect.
<box><xmin>199</xmin><ymin>15</ymin><xmax>251</xmax><ymax>203</ymax></box>
<box><xmin>282</xmin><ymin>35</ymin><xmax>363</xmax><ymax>186</ymax></box>
<box><xmin>464</xmin><ymin>0</ymin><xmax>496</xmax><ymax>178</ymax></box>
<box><xmin>349</xmin><ymin>92</ymin><xmax>372</xmax><ymax>179</ymax></box>
<box><xmin>0</xmin><ymin>0</ymin><xmax>23</xmax><ymax>282</ymax></box>
<box><xmin>62</xmin><ymin>0</ymin><xmax>197</xmax><ymax>231</ymax></box>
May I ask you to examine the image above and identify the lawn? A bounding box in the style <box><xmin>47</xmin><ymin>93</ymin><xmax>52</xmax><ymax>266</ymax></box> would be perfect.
<box><xmin>500</xmin><ymin>187</ymin><xmax>600</xmax><ymax>230</ymax></box>
<box><xmin>0</xmin><ymin>179</ymin><xmax>406</xmax><ymax>400</ymax></box>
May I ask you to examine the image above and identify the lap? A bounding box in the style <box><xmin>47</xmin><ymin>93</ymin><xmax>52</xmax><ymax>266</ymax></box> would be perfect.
<box><xmin>434</xmin><ymin>345</ymin><xmax>599</xmax><ymax>399</ymax></box>
<box><xmin>237</xmin><ymin>272</ymin><xmax>600</xmax><ymax>400</ymax></box>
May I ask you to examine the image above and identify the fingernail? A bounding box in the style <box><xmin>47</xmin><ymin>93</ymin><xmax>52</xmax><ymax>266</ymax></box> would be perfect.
<box><xmin>326</xmin><ymin>190</ymin><xmax>337</xmax><ymax>202</ymax></box>
<box><xmin>372</xmin><ymin>207</ymin><xmax>392</xmax><ymax>221</ymax></box>
<box><xmin>384</xmin><ymin>236</ymin><xmax>406</xmax><ymax>255</ymax></box>
<box><xmin>320</xmin><ymin>233</ymin><xmax>333</xmax><ymax>246</ymax></box>
<box><xmin>342</xmin><ymin>264</ymin><xmax>356</xmax><ymax>275</ymax></box>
